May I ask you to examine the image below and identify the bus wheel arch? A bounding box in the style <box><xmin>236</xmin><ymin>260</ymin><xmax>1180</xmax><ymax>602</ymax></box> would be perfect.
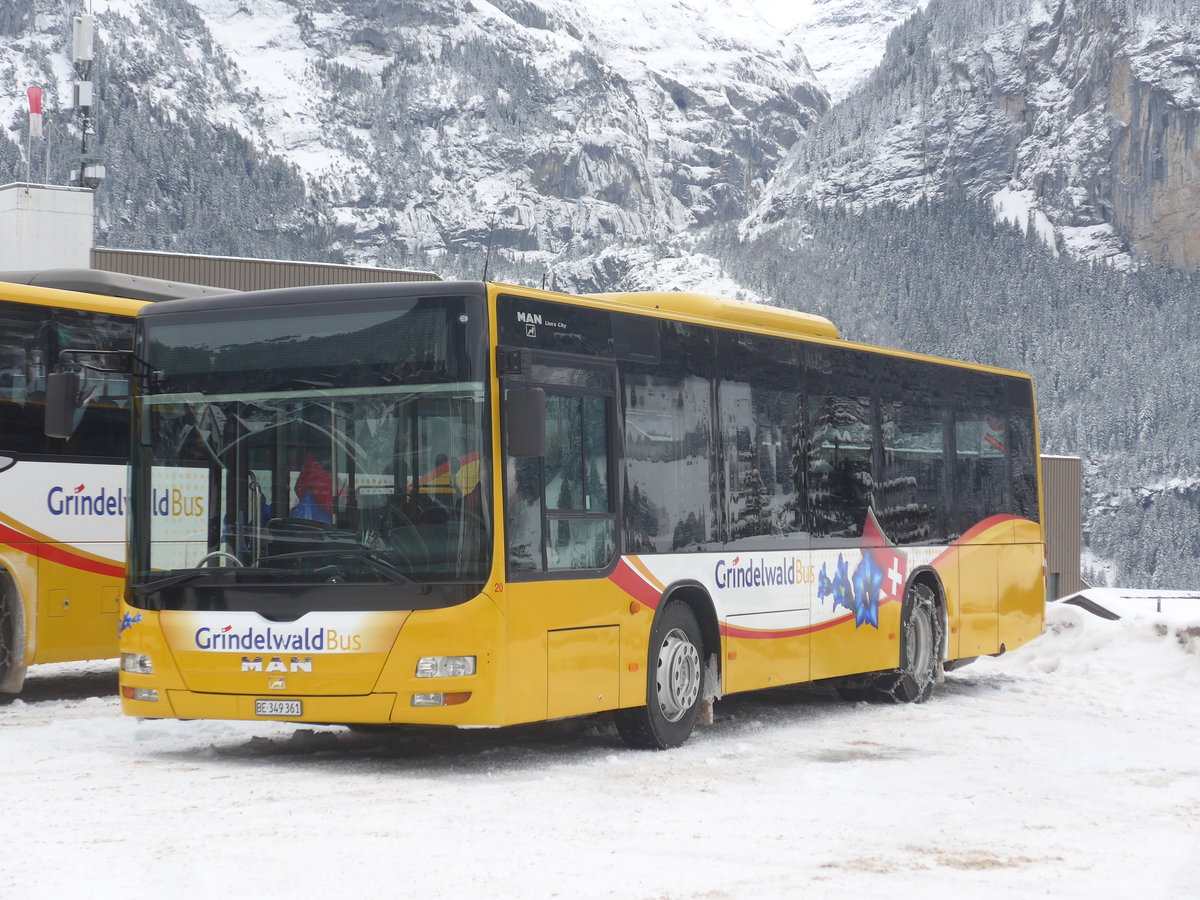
<box><xmin>0</xmin><ymin>568</ymin><xmax>29</xmax><ymax>696</ymax></box>
<box><xmin>615</xmin><ymin>582</ymin><xmax>717</xmax><ymax>750</ymax></box>
<box><xmin>663</xmin><ymin>582</ymin><xmax>721</xmax><ymax>697</ymax></box>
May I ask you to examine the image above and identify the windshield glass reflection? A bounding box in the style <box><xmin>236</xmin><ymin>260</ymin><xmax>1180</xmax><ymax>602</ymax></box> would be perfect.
<box><xmin>141</xmin><ymin>385</ymin><xmax>488</xmax><ymax>588</ymax></box>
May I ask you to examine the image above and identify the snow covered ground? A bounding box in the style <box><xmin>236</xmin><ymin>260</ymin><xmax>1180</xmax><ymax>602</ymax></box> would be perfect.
<box><xmin>2</xmin><ymin>601</ymin><xmax>1198</xmax><ymax>898</ymax></box>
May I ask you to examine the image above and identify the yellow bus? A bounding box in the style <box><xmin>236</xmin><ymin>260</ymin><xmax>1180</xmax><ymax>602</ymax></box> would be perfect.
<box><xmin>0</xmin><ymin>273</ymin><xmax>222</xmax><ymax>697</ymax></box>
<box><xmin>113</xmin><ymin>280</ymin><xmax>1044</xmax><ymax>747</ymax></box>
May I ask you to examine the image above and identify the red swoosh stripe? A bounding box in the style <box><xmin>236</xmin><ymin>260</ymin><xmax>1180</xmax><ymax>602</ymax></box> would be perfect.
<box><xmin>609</xmin><ymin>557</ymin><xmax>663</xmax><ymax>611</ymax></box>
<box><xmin>721</xmin><ymin>620</ymin><xmax>824</xmax><ymax>639</ymax></box>
<box><xmin>0</xmin><ymin>522</ymin><xmax>125</xmax><ymax>579</ymax></box>
<box><xmin>610</xmin><ymin>556</ymin><xmax>876</xmax><ymax>641</ymax></box>
<box><xmin>609</xmin><ymin>513</ymin><xmax>1031</xmax><ymax>643</ymax></box>
<box><xmin>720</xmin><ymin>605</ymin><xmax>899</xmax><ymax>640</ymax></box>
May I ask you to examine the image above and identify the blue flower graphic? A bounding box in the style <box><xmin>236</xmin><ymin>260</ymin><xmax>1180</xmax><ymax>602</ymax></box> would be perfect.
<box><xmin>851</xmin><ymin>552</ymin><xmax>883</xmax><ymax>628</ymax></box>
<box><xmin>822</xmin><ymin>553</ymin><xmax>854</xmax><ymax>617</ymax></box>
<box><xmin>118</xmin><ymin>611</ymin><xmax>142</xmax><ymax>636</ymax></box>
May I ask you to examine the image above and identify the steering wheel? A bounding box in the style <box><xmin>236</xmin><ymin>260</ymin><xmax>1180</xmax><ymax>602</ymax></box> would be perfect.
<box><xmin>195</xmin><ymin>550</ymin><xmax>244</xmax><ymax>568</ymax></box>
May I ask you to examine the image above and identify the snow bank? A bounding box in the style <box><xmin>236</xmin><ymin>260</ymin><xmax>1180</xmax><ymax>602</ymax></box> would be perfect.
<box><xmin>1</xmin><ymin>599</ymin><xmax>1198</xmax><ymax>898</ymax></box>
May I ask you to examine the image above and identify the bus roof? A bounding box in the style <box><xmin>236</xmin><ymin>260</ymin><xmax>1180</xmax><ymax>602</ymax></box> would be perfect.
<box><xmin>132</xmin><ymin>278</ymin><xmax>1032</xmax><ymax>383</ymax></box>
<box><xmin>497</xmin><ymin>283</ymin><xmax>1033</xmax><ymax>382</ymax></box>
<box><xmin>585</xmin><ymin>290</ymin><xmax>841</xmax><ymax>341</ymax></box>
<box><xmin>0</xmin><ymin>278</ymin><xmax>151</xmax><ymax>316</ymax></box>
<box><xmin>0</xmin><ymin>268</ymin><xmax>233</xmax><ymax>303</ymax></box>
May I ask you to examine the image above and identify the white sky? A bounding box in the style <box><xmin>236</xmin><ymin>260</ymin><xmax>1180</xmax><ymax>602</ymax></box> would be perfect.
<box><xmin>2</xmin><ymin>598</ymin><xmax>1198</xmax><ymax>897</ymax></box>
<box><xmin>750</xmin><ymin>0</ymin><xmax>816</xmax><ymax>30</ymax></box>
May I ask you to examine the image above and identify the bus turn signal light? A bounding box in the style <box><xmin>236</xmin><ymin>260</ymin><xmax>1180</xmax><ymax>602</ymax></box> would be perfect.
<box><xmin>411</xmin><ymin>692</ymin><xmax>471</xmax><ymax>707</ymax></box>
<box><xmin>121</xmin><ymin>686</ymin><xmax>159</xmax><ymax>702</ymax></box>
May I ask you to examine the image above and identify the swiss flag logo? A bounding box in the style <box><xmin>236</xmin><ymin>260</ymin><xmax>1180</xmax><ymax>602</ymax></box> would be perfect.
<box><xmin>863</xmin><ymin>508</ymin><xmax>908</xmax><ymax>603</ymax></box>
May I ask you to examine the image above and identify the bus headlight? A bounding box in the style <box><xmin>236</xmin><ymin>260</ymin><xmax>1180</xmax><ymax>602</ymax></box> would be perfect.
<box><xmin>121</xmin><ymin>653</ymin><xmax>153</xmax><ymax>675</ymax></box>
<box><xmin>416</xmin><ymin>656</ymin><xmax>476</xmax><ymax>678</ymax></box>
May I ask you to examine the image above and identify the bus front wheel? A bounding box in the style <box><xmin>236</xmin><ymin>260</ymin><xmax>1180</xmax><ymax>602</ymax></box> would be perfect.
<box><xmin>615</xmin><ymin>602</ymin><xmax>704</xmax><ymax>750</ymax></box>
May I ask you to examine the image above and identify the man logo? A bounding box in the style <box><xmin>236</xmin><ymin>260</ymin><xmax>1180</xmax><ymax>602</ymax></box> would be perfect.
<box><xmin>241</xmin><ymin>656</ymin><xmax>314</xmax><ymax>673</ymax></box>
<box><xmin>269</xmin><ymin>677</ymin><xmax>287</xmax><ymax>691</ymax></box>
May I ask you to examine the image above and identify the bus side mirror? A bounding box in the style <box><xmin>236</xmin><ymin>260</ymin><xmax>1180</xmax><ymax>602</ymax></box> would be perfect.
<box><xmin>44</xmin><ymin>372</ymin><xmax>81</xmax><ymax>440</ymax></box>
<box><xmin>505</xmin><ymin>386</ymin><xmax>546</xmax><ymax>458</ymax></box>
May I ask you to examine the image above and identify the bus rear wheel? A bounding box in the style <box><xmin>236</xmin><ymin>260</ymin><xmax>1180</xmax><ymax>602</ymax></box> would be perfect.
<box><xmin>885</xmin><ymin>581</ymin><xmax>942</xmax><ymax>703</ymax></box>
<box><xmin>615</xmin><ymin>602</ymin><xmax>704</xmax><ymax>750</ymax></box>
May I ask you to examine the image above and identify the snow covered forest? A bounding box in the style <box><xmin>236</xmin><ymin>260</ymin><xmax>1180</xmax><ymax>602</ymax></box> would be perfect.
<box><xmin>2</xmin><ymin>0</ymin><xmax>1199</xmax><ymax>586</ymax></box>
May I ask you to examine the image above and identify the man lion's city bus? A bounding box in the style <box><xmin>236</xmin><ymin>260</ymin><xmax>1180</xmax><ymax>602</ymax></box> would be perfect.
<box><xmin>0</xmin><ymin>273</ymin><xmax>219</xmax><ymax>698</ymax></box>
<box><xmin>114</xmin><ymin>281</ymin><xmax>1044</xmax><ymax>748</ymax></box>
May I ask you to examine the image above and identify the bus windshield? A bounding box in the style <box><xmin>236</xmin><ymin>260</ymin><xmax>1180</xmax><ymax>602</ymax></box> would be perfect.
<box><xmin>128</xmin><ymin>291</ymin><xmax>491</xmax><ymax>612</ymax></box>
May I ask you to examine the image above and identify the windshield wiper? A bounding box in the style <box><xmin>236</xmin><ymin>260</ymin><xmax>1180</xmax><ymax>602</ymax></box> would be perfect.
<box><xmin>136</xmin><ymin>550</ymin><xmax>429</xmax><ymax>594</ymax></box>
<box><xmin>134</xmin><ymin>566</ymin><xmax>249</xmax><ymax>595</ymax></box>
<box><xmin>256</xmin><ymin>549</ymin><xmax>429</xmax><ymax>591</ymax></box>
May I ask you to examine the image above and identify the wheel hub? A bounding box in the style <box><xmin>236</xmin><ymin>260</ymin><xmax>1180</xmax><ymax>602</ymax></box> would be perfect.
<box><xmin>908</xmin><ymin>608</ymin><xmax>933</xmax><ymax>676</ymax></box>
<box><xmin>656</xmin><ymin>627</ymin><xmax>701</xmax><ymax>723</ymax></box>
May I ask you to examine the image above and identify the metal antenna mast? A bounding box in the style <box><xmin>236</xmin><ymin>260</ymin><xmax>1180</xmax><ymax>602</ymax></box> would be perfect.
<box><xmin>71</xmin><ymin>7</ymin><xmax>104</xmax><ymax>189</ymax></box>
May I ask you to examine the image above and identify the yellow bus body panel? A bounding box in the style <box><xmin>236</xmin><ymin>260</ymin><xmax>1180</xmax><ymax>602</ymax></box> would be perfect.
<box><xmin>1</xmin><ymin>511</ymin><xmax>125</xmax><ymax>667</ymax></box>
<box><xmin>36</xmin><ymin>555</ymin><xmax>122</xmax><ymax>663</ymax></box>
<box><xmin>723</xmin><ymin>611</ymin><xmax>811</xmax><ymax>694</ymax></box>
<box><xmin>119</xmin><ymin>527</ymin><xmax>1045</xmax><ymax>726</ymax></box>
<box><xmin>805</xmin><ymin>598</ymin><xmax>903</xmax><ymax>683</ymax></box>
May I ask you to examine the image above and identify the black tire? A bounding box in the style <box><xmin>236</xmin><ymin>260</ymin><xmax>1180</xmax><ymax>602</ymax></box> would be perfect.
<box><xmin>880</xmin><ymin>581</ymin><xmax>942</xmax><ymax>703</ymax></box>
<box><xmin>0</xmin><ymin>574</ymin><xmax>17</xmax><ymax>698</ymax></box>
<box><xmin>615</xmin><ymin>602</ymin><xmax>705</xmax><ymax>750</ymax></box>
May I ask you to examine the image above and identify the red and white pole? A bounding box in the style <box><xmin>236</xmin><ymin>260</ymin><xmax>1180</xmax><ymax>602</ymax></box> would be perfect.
<box><xmin>27</xmin><ymin>85</ymin><xmax>44</xmax><ymax>138</ymax></box>
<box><xmin>25</xmin><ymin>85</ymin><xmax>44</xmax><ymax>183</ymax></box>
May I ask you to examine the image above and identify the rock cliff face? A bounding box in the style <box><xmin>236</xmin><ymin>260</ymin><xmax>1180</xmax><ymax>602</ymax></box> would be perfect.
<box><xmin>1109</xmin><ymin>40</ymin><xmax>1200</xmax><ymax>269</ymax></box>
<box><xmin>753</xmin><ymin>0</ymin><xmax>1200</xmax><ymax>271</ymax></box>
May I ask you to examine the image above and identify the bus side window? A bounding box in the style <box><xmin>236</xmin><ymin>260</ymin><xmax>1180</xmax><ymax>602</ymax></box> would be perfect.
<box><xmin>544</xmin><ymin>395</ymin><xmax>613</xmax><ymax>570</ymax></box>
<box><xmin>807</xmin><ymin>392</ymin><xmax>873</xmax><ymax>540</ymax></box>
<box><xmin>1007</xmin><ymin>382</ymin><xmax>1040</xmax><ymax>523</ymax></box>
<box><xmin>506</xmin><ymin>455</ymin><xmax>542</xmax><ymax>572</ymax></box>
<box><xmin>877</xmin><ymin>399</ymin><xmax>946</xmax><ymax>545</ymax></box>
<box><xmin>0</xmin><ymin>302</ymin><xmax>48</xmax><ymax>455</ymax></box>
<box><xmin>954</xmin><ymin>415</ymin><xmax>1009</xmax><ymax>533</ymax></box>
<box><xmin>503</xmin><ymin>380</ymin><xmax>616</xmax><ymax>576</ymax></box>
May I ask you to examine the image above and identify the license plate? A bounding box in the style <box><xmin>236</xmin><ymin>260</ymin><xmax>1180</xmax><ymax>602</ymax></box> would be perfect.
<box><xmin>255</xmin><ymin>699</ymin><xmax>302</xmax><ymax>717</ymax></box>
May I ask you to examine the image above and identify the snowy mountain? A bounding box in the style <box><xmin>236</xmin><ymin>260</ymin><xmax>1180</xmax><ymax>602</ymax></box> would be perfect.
<box><xmin>3</xmin><ymin>0</ymin><xmax>1199</xmax><ymax>588</ymax></box>
<box><xmin>1</xmin><ymin>0</ymin><xmax>827</xmax><ymax>273</ymax></box>
<box><xmin>786</xmin><ymin>0</ymin><xmax>927</xmax><ymax>102</ymax></box>
<box><xmin>753</xmin><ymin>0</ymin><xmax>1200</xmax><ymax>271</ymax></box>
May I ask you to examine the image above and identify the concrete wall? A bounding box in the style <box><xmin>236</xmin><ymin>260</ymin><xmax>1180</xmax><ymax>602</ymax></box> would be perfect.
<box><xmin>0</xmin><ymin>183</ymin><xmax>93</xmax><ymax>270</ymax></box>
<box><xmin>92</xmin><ymin>247</ymin><xmax>440</xmax><ymax>291</ymax></box>
<box><xmin>1042</xmin><ymin>455</ymin><xmax>1085</xmax><ymax>600</ymax></box>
